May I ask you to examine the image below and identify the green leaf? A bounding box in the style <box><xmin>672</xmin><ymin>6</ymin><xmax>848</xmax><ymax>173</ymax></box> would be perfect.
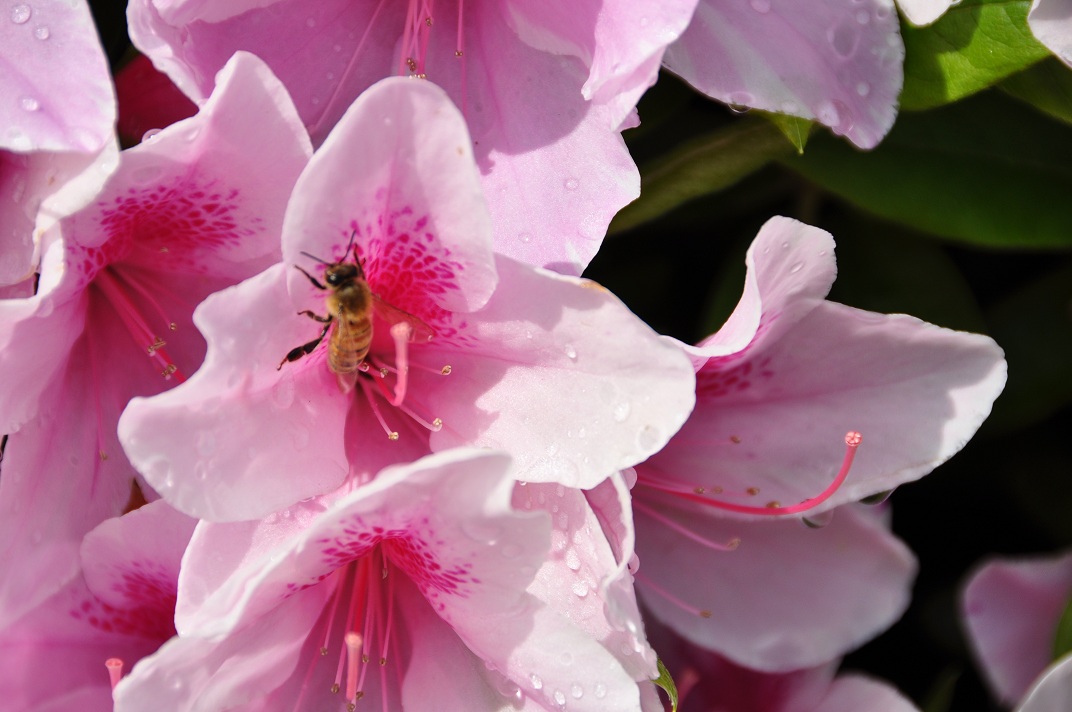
<box><xmin>652</xmin><ymin>658</ymin><xmax>679</xmax><ymax>712</ymax></box>
<box><xmin>1053</xmin><ymin>595</ymin><xmax>1072</xmax><ymax>661</ymax></box>
<box><xmin>901</xmin><ymin>0</ymin><xmax>1050</xmax><ymax>111</ymax></box>
<box><xmin>785</xmin><ymin>91</ymin><xmax>1072</xmax><ymax>248</ymax></box>
<box><xmin>762</xmin><ymin>112</ymin><xmax>813</xmax><ymax>153</ymax></box>
<box><xmin>1001</xmin><ymin>58</ymin><xmax>1072</xmax><ymax>126</ymax></box>
<box><xmin>610</xmin><ymin>118</ymin><xmax>796</xmax><ymax>234</ymax></box>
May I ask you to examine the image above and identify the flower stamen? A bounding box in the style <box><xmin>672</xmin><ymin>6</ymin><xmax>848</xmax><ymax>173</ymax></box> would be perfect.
<box><xmin>105</xmin><ymin>657</ymin><xmax>124</xmax><ymax>691</ymax></box>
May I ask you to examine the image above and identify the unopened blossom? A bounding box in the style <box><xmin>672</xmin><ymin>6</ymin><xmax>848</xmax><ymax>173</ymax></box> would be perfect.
<box><xmin>630</xmin><ymin>216</ymin><xmax>1006</xmax><ymax>671</ymax></box>
<box><xmin>126</xmin><ymin>0</ymin><xmax>701</xmax><ymax>274</ymax></box>
<box><xmin>0</xmin><ymin>501</ymin><xmax>194</xmax><ymax>711</ymax></box>
<box><xmin>119</xmin><ymin>77</ymin><xmax>695</xmax><ymax>522</ymax></box>
<box><xmin>115</xmin><ymin>449</ymin><xmax>656</xmax><ymax>711</ymax></box>
<box><xmin>663</xmin><ymin>0</ymin><xmax>905</xmax><ymax>148</ymax></box>
<box><xmin>962</xmin><ymin>550</ymin><xmax>1072</xmax><ymax>707</ymax></box>
<box><xmin>1029</xmin><ymin>0</ymin><xmax>1072</xmax><ymax>68</ymax></box>
<box><xmin>0</xmin><ymin>52</ymin><xmax>310</xmax><ymax>627</ymax></box>
<box><xmin>1</xmin><ymin>0</ymin><xmax>117</xmax><ymax>286</ymax></box>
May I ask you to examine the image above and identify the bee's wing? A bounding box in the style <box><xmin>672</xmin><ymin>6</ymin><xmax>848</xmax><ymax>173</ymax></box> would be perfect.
<box><xmin>371</xmin><ymin>294</ymin><xmax>436</xmax><ymax>343</ymax></box>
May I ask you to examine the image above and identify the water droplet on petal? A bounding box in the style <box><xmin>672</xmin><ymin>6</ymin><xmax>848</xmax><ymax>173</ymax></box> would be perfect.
<box><xmin>11</xmin><ymin>4</ymin><xmax>31</xmax><ymax>24</ymax></box>
<box><xmin>749</xmin><ymin>0</ymin><xmax>771</xmax><ymax>13</ymax></box>
<box><xmin>828</xmin><ymin>21</ymin><xmax>859</xmax><ymax>58</ymax></box>
<box><xmin>196</xmin><ymin>431</ymin><xmax>217</xmax><ymax>456</ymax></box>
<box><xmin>33</xmin><ymin>24</ymin><xmax>48</xmax><ymax>39</ymax></box>
<box><xmin>856</xmin><ymin>81</ymin><xmax>871</xmax><ymax>97</ymax></box>
<box><xmin>553</xmin><ymin>689</ymin><xmax>566</xmax><ymax>705</ymax></box>
<box><xmin>802</xmin><ymin>509</ymin><xmax>834</xmax><ymax>528</ymax></box>
<box><xmin>518</xmin><ymin>231</ymin><xmax>533</xmax><ymax>243</ymax></box>
<box><xmin>19</xmin><ymin>96</ymin><xmax>38</xmax><ymax>112</ymax></box>
<box><xmin>861</xmin><ymin>489</ymin><xmax>895</xmax><ymax>505</ymax></box>
<box><xmin>789</xmin><ymin>261</ymin><xmax>804</xmax><ymax>274</ymax></box>
<box><xmin>572</xmin><ymin>581</ymin><xmax>589</xmax><ymax>597</ymax></box>
<box><xmin>564</xmin><ymin>344</ymin><xmax>577</xmax><ymax>360</ymax></box>
<box><xmin>564</xmin><ymin>177</ymin><xmax>579</xmax><ymax>191</ymax></box>
<box><xmin>141</xmin><ymin>128</ymin><xmax>163</xmax><ymax>142</ymax></box>
<box><xmin>726</xmin><ymin>91</ymin><xmax>754</xmax><ymax>113</ymax></box>
<box><xmin>530</xmin><ymin>674</ymin><xmax>543</xmax><ymax>690</ymax></box>
<box><xmin>594</xmin><ymin>683</ymin><xmax>607</xmax><ymax>699</ymax></box>
<box><xmin>637</xmin><ymin>425</ymin><xmax>660</xmax><ymax>451</ymax></box>
<box><xmin>613</xmin><ymin>402</ymin><xmax>631</xmax><ymax>422</ymax></box>
<box><xmin>564</xmin><ymin>548</ymin><xmax>581</xmax><ymax>571</ymax></box>
<box><xmin>272</xmin><ymin>373</ymin><xmax>296</xmax><ymax>409</ymax></box>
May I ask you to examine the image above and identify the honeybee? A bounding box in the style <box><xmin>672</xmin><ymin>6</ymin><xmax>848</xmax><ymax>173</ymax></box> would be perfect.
<box><xmin>278</xmin><ymin>232</ymin><xmax>434</xmax><ymax>374</ymax></box>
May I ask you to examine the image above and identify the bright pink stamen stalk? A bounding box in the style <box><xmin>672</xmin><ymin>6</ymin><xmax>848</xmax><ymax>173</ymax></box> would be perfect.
<box><xmin>387</xmin><ymin>322</ymin><xmax>412</xmax><ymax>406</ymax></box>
<box><xmin>93</xmin><ymin>269</ymin><xmax>185</xmax><ymax>382</ymax></box>
<box><xmin>344</xmin><ymin>631</ymin><xmax>363</xmax><ymax>705</ymax></box>
<box><xmin>105</xmin><ymin>657</ymin><xmax>124</xmax><ymax>691</ymax></box>
<box><xmin>642</xmin><ymin>431</ymin><xmax>863</xmax><ymax>516</ymax></box>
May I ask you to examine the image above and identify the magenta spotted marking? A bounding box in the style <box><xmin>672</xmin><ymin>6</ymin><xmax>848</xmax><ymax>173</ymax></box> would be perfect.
<box><xmin>313</xmin><ymin>515</ymin><xmax>475</xmax><ymax>599</ymax></box>
<box><xmin>697</xmin><ymin>354</ymin><xmax>776</xmax><ymax>399</ymax></box>
<box><xmin>68</xmin><ymin>179</ymin><xmax>256</xmax><ymax>288</ymax></box>
<box><xmin>68</xmin><ymin>560</ymin><xmax>177</xmax><ymax>641</ymax></box>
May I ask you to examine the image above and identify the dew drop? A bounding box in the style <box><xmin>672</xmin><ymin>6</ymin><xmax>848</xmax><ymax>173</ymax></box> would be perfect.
<box><xmin>518</xmin><ymin>231</ymin><xmax>533</xmax><ymax>243</ymax></box>
<box><xmin>594</xmin><ymin>683</ymin><xmax>607</xmax><ymax>699</ymax></box>
<box><xmin>802</xmin><ymin>509</ymin><xmax>834</xmax><ymax>528</ymax></box>
<box><xmin>726</xmin><ymin>91</ymin><xmax>754</xmax><ymax>113</ymax></box>
<box><xmin>461</xmin><ymin>520</ymin><xmax>502</xmax><ymax>545</ymax></box>
<box><xmin>564</xmin><ymin>548</ymin><xmax>581</xmax><ymax>571</ymax></box>
<box><xmin>291</xmin><ymin>423</ymin><xmax>310</xmax><ymax>450</ymax></box>
<box><xmin>272</xmin><ymin>373</ymin><xmax>296</xmax><ymax>409</ymax></box>
<box><xmin>19</xmin><ymin>95</ymin><xmax>38</xmax><ymax>112</ymax></box>
<box><xmin>789</xmin><ymin>261</ymin><xmax>804</xmax><ymax>274</ymax></box>
<box><xmin>637</xmin><ymin>425</ymin><xmax>660</xmax><ymax>450</ymax></box>
<box><xmin>559</xmin><ymin>651</ymin><xmax>574</xmax><ymax>665</ymax></box>
<box><xmin>563</xmin><ymin>177</ymin><xmax>579</xmax><ymax>191</ymax></box>
<box><xmin>196</xmin><ymin>431</ymin><xmax>217</xmax><ymax>456</ymax></box>
<box><xmin>571</xmin><ymin>683</ymin><xmax>584</xmax><ymax>699</ymax></box>
<box><xmin>501</xmin><ymin>543</ymin><xmax>522</xmax><ymax>558</ymax></box>
<box><xmin>10</xmin><ymin>4</ymin><xmax>31</xmax><ymax>24</ymax></box>
<box><xmin>749</xmin><ymin>0</ymin><xmax>771</xmax><ymax>13</ymax></box>
<box><xmin>33</xmin><ymin>24</ymin><xmax>48</xmax><ymax>39</ymax></box>
<box><xmin>828</xmin><ymin>21</ymin><xmax>859</xmax><ymax>58</ymax></box>
<box><xmin>553</xmin><ymin>689</ymin><xmax>566</xmax><ymax>705</ymax></box>
<box><xmin>861</xmin><ymin>489</ymin><xmax>895</xmax><ymax>505</ymax></box>
<box><xmin>564</xmin><ymin>344</ymin><xmax>577</xmax><ymax>360</ymax></box>
<box><xmin>613</xmin><ymin>402</ymin><xmax>631</xmax><ymax>422</ymax></box>
<box><xmin>141</xmin><ymin>128</ymin><xmax>163</xmax><ymax>142</ymax></box>
<box><xmin>193</xmin><ymin>461</ymin><xmax>208</xmax><ymax>481</ymax></box>
<box><xmin>856</xmin><ymin>9</ymin><xmax>870</xmax><ymax>24</ymax></box>
<box><xmin>781</xmin><ymin>241</ymin><xmax>790</xmax><ymax>249</ymax></box>
<box><xmin>571</xmin><ymin>581</ymin><xmax>589</xmax><ymax>597</ymax></box>
<box><xmin>530</xmin><ymin>674</ymin><xmax>543</xmax><ymax>690</ymax></box>
<box><xmin>856</xmin><ymin>81</ymin><xmax>871</xmax><ymax>97</ymax></box>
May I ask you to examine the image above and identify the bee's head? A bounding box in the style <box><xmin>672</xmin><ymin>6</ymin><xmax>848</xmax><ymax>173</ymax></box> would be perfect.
<box><xmin>325</xmin><ymin>261</ymin><xmax>360</xmax><ymax>286</ymax></box>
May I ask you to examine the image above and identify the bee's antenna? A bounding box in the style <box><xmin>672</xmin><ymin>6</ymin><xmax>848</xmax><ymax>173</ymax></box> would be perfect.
<box><xmin>300</xmin><ymin>251</ymin><xmax>331</xmax><ymax>265</ymax></box>
<box><xmin>346</xmin><ymin>229</ymin><xmax>358</xmax><ymax>260</ymax></box>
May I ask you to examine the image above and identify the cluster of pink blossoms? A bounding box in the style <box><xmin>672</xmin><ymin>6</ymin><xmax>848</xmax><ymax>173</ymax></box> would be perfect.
<box><xmin>0</xmin><ymin>1</ymin><xmax>1016</xmax><ymax>710</ymax></box>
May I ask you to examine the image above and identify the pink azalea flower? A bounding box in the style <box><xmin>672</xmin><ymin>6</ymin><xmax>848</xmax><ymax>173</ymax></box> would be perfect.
<box><xmin>663</xmin><ymin>0</ymin><xmax>905</xmax><ymax>149</ymax></box>
<box><xmin>0</xmin><ymin>500</ymin><xmax>195</xmax><ymax>711</ymax></box>
<box><xmin>0</xmin><ymin>52</ymin><xmax>311</xmax><ymax>628</ymax></box>
<box><xmin>962</xmin><ymin>550</ymin><xmax>1072</xmax><ymax>707</ymax></box>
<box><xmin>118</xmin><ymin>77</ymin><xmax>696</xmax><ymax>523</ymax></box>
<box><xmin>126</xmin><ymin>0</ymin><xmax>701</xmax><ymax>275</ymax></box>
<box><xmin>1029</xmin><ymin>0</ymin><xmax>1072</xmax><ymax>68</ymax></box>
<box><xmin>1</xmin><ymin>0</ymin><xmax>118</xmax><ymax>286</ymax></box>
<box><xmin>115</xmin><ymin>449</ymin><xmax>656</xmax><ymax>711</ymax></box>
<box><xmin>629</xmin><ymin>216</ymin><xmax>1006</xmax><ymax>671</ymax></box>
<box><xmin>651</xmin><ymin>623</ymin><xmax>920</xmax><ymax>712</ymax></box>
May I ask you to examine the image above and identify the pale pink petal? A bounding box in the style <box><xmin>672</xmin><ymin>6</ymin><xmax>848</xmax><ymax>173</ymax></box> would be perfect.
<box><xmin>0</xmin><ymin>0</ymin><xmax>115</xmax><ymax>153</ymax></box>
<box><xmin>962</xmin><ymin>552</ymin><xmax>1072</xmax><ymax>704</ymax></box>
<box><xmin>635</xmin><ymin>502</ymin><xmax>916</xmax><ymax>671</ymax></box>
<box><xmin>814</xmin><ymin>674</ymin><xmax>921</xmax><ymax>712</ymax></box>
<box><xmin>664</xmin><ymin>0</ymin><xmax>904</xmax><ymax>148</ymax></box>
<box><xmin>501</xmin><ymin>0</ymin><xmax>698</xmax><ymax>128</ymax></box>
<box><xmin>119</xmin><ymin>265</ymin><xmax>351</xmax><ymax>522</ymax></box>
<box><xmin>1019</xmin><ymin>655</ymin><xmax>1072</xmax><ymax>712</ymax></box>
<box><xmin>1029</xmin><ymin>0</ymin><xmax>1072</xmax><ymax>67</ymax></box>
<box><xmin>114</xmin><ymin>587</ymin><xmax>329</xmax><ymax>712</ymax></box>
<box><xmin>427</xmin><ymin>256</ymin><xmax>696</xmax><ymax>489</ymax></box>
<box><xmin>282</xmin><ymin>77</ymin><xmax>497</xmax><ymax>314</ymax></box>
<box><xmin>897</xmin><ymin>0</ymin><xmax>957</xmax><ymax>26</ymax></box>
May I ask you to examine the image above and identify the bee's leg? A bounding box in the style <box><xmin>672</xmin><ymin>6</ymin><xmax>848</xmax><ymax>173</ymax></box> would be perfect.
<box><xmin>295</xmin><ymin>265</ymin><xmax>327</xmax><ymax>290</ymax></box>
<box><xmin>298</xmin><ymin>310</ymin><xmax>332</xmax><ymax>323</ymax></box>
<box><xmin>277</xmin><ymin>321</ymin><xmax>331</xmax><ymax>370</ymax></box>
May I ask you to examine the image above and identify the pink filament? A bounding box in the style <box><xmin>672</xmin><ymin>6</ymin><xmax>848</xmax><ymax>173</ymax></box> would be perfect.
<box><xmin>344</xmin><ymin>632</ymin><xmax>363</xmax><ymax>703</ymax></box>
<box><xmin>645</xmin><ymin>431</ymin><xmax>862</xmax><ymax>517</ymax></box>
<box><xmin>105</xmin><ymin>658</ymin><xmax>124</xmax><ymax>691</ymax></box>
